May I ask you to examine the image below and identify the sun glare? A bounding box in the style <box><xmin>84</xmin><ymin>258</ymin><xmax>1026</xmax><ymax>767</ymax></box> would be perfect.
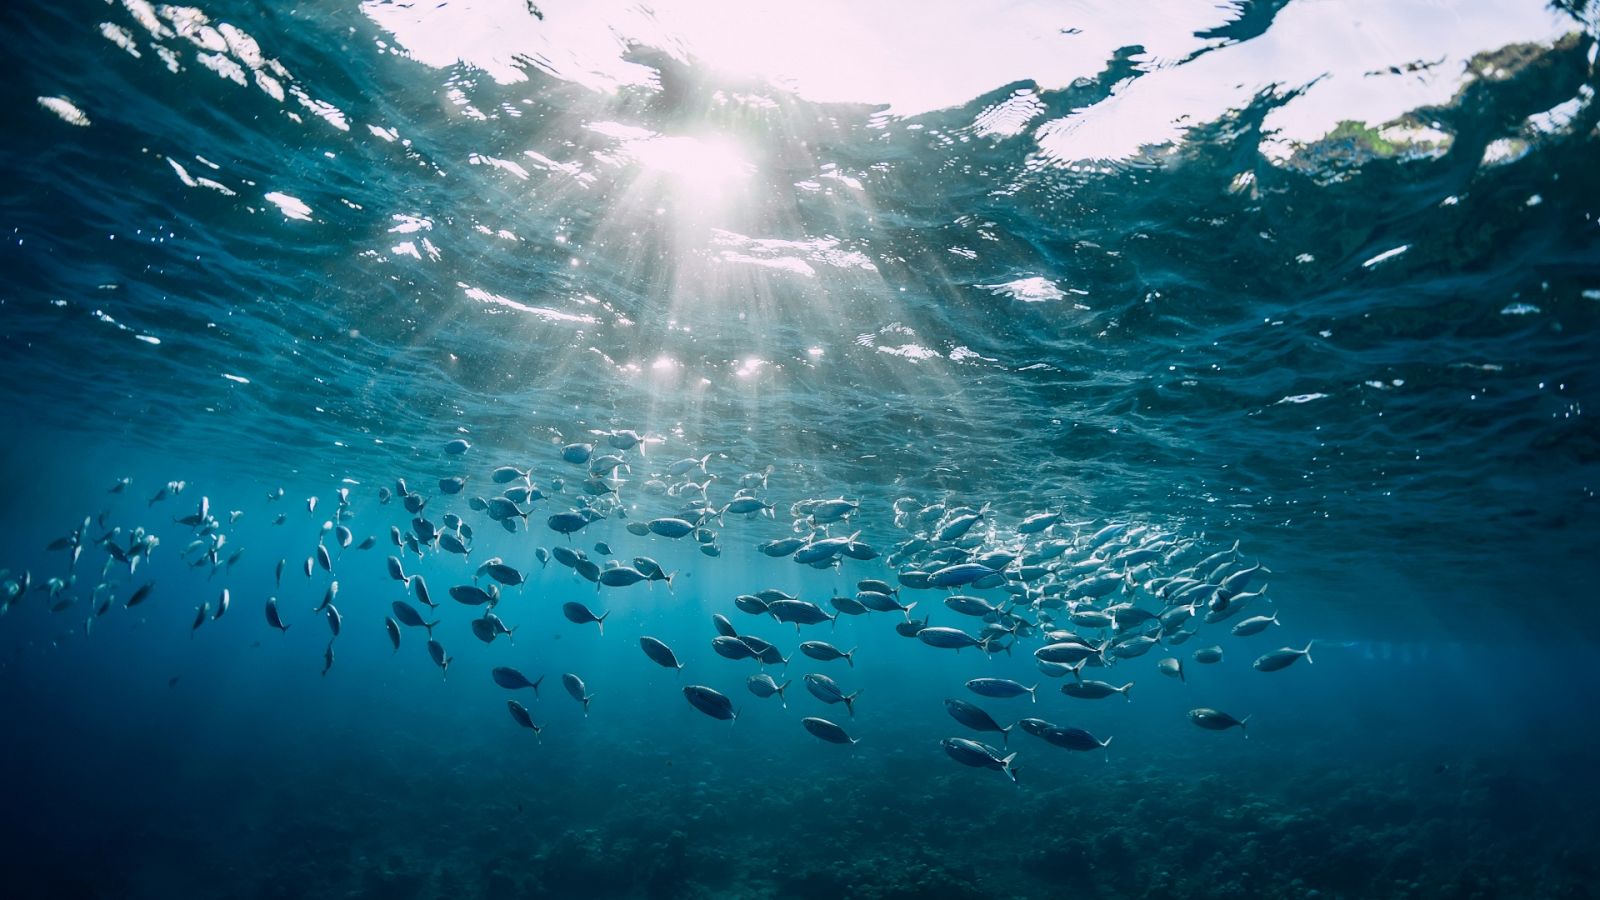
<box><xmin>626</xmin><ymin>135</ymin><xmax>753</xmax><ymax>197</ymax></box>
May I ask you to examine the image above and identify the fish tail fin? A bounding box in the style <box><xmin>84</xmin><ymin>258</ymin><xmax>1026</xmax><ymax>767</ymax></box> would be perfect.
<box><xmin>777</xmin><ymin>681</ymin><xmax>790</xmax><ymax>708</ymax></box>
<box><xmin>1240</xmin><ymin>715</ymin><xmax>1251</xmax><ymax>737</ymax></box>
<box><xmin>1027</xmin><ymin>684</ymin><xmax>1037</xmax><ymax>703</ymax></box>
<box><xmin>425</xmin><ymin>621</ymin><xmax>438</xmax><ymax>635</ymax></box>
<box><xmin>531</xmin><ymin>675</ymin><xmax>544</xmax><ymax>698</ymax></box>
<box><xmin>845</xmin><ymin>648</ymin><xmax>856</xmax><ymax>668</ymax></box>
<box><xmin>1120</xmin><ymin>682</ymin><xmax>1134</xmax><ymax>701</ymax></box>
<box><xmin>596</xmin><ymin>611</ymin><xmax>610</xmax><ymax>635</ymax></box>
<box><xmin>901</xmin><ymin>601</ymin><xmax>918</xmax><ymax>622</ymax></box>
<box><xmin>1000</xmin><ymin>751</ymin><xmax>1018</xmax><ymax>783</ymax></box>
<box><xmin>582</xmin><ymin>697</ymin><xmax>592</xmax><ymax>717</ymax></box>
<box><xmin>1001</xmin><ymin>724</ymin><xmax>1012</xmax><ymax>747</ymax></box>
<box><xmin>1303</xmin><ymin>641</ymin><xmax>1314</xmax><ymax>663</ymax></box>
<box><xmin>844</xmin><ymin>690</ymin><xmax>860</xmax><ymax>717</ymax></box>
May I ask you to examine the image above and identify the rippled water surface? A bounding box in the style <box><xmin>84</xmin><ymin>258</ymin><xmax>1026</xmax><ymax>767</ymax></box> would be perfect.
<box><xmin>2</xmin><ymin>2</ymin><xmax>1599</xmax><ymax>898</ymax></box>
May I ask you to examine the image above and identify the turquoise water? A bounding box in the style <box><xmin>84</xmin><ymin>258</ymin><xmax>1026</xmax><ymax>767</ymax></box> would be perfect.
<box><xmin>2</xmin><ymin>2</ymin><xmax>1599</xmax><ymax>897</ymax></box>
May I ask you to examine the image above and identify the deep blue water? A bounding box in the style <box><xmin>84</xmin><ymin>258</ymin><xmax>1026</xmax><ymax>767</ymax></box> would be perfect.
<box><xmin>2</xmin><ymin>2</ymin><xmax>1599</xmax><ymax>897</ymax></box>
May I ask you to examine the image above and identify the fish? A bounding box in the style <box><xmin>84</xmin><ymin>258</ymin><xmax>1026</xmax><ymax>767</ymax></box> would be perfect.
<box><xmin>1038</xmin><ymin>725</ymin><xmax>1113</xmax><ymax>753</ymax></box>
<box><xmin>190</xmin><ymin>602</ymin><xmax>210</xmax><ymax>637</ymax></box>
<box><xmin>321</xmin><ymin>642</ymin><xmax>335</xmax><ymax>676</ymax></box>
<box><xmin>384</xmin><ymin>617</ymin><xmax>400</xmax><ymax>651</ymax></box>
<box><xmin>737</xmin><ymin>635</ymin><xmax>788</xmax><ymax>667</ymax></box>
<box><xmin>639</xmin><ymin>636</ymin><xmax>684</xmax><ymax>672</ymax></box>
<box><xmin>711</xmin><ymin>613</ymin><xmax>738</xmax><ymax>638</ymax></box>
<box><xmin>213</xmin><ymin>588</ymin><xmax>229</xmax><ymax>620</ymax></box>
<box><xmin>1253</xmin><ymin>642</ymin><xmax>1314</xmax><ymax>672</ymax></box>
<box><xmin>121</xmin><ymin>574</ymin><xmax>153</xmax><ymax>608</ymax></box>
<box><xmin>965</xmin><ymin>678</ymin><xmax>1037</xmax><ymax>703</ymax></box>
<box><xmin>829</xmin><ymin>594</ymin><xmax>871</xmax><ymax>616</ymax></box>
<box><xmin>919</xmin><ymin>627</ymin><xmax>989</xmax><ymax>652</ymax></box>
<box><xmin>444</xmin><ymin>438</ymin><xmax>472</xmax><ymax>455</ymax></box>
<box><xmin>799</xmin><ymin>641</ymin><xmax>855</xmax><ymax>667</ymax></box>
<box><xmin>712</xmin><ymin>635</ymin><xmax>758</xmax><ymax>661</ymax></box>
<box><xmin>561</xmin><ymin>601</ymin><xmax>609</xmax><ymax>634</ymax></box>
<box><xmin>439</xmin><ymin>476</ymin><xmax>467</xmax><ymax>494</ymax></box>
<box><xmin>265</xmin><ymin>597</ymin><xmax>289</xmax><ymax>633</ymax></box>
<box><xmin>1189</xmin><ymin>708</ymin><xmax>1249</xmax><ymax>735</ymax></box>
<box><xmin>1157</xmin><ymin>658</ymin><xmax>1185</xmax><ymax>682</ymax></box>
<box><xmin>683</xmin><ymin>685</ymin><xmax>737</xmax><ymax>721</ymax></box>
<box><xmin>483</xmin><ymin>563</ymin><xmax>524</xmax><ymax>586</ymax></box>
<box><xmin>747</xmin><ymin>673</ymin><xmax>789</xmax><ymax>706</ymax></box>
<box><xmin>412</xmin><ymin>575</ymin><xmax>435</xmax><ymax>608</ymax></box>
<box><xmin>757</xmin><ymin>537</ymin><xmax>806</xmax><ymax>558</ymax></box>
<box><xmin>941</xmin><ymin>737</ymin><xmax>1017</xmax><ymax>783</ymax></box>
<box><xmin>449</xmin><ymin>584</ymin><xmax>497</xmax><ymax>607</ymax></box>
<box><xmin>324</xmin><ymin>604</ymin><xmax>342</xmax><ymax>638</ymax></box>
<box><xmin>647</xmin><ymin>517</ymin><xmax>695</xmax><ymax>539</ymax></box>
<box><xmin>426</xmin><ymin>639</ymin><xmax>452</xmax><ymax>679</ymax></box>
<box><xmin>597</xmin><ymin>567</ymin><xmax>649</xmax><ymax>589</ymax></box>
<box><xmin>492</xmin><ymin>667</ymin><xmax>544</xmax><ymax>695</ymax></box>
<box><xmin>802</xmin><ymin>717</ymin><xmax>858</xmax><ymax>745</ymax></box>
<box><xmin>1192</xmin><ymin>646</ymin><xmax>1225</xmax><ymax>664</ymax></box>
<box><xmin>562</xmin><ymin>673</ymin><xmax>594</xmax><ymax>714</ymax></box>
<box><xmin>767</xmin><ymin>599</ymin><xmax>836</xmax><ymax>631</ymax></box>
<box><xmin>945</xmin><ymin>698</ymin><xmax>1014</xmax><ymax>745</ymax></box>
<box><xmin>1232</xmin><ymin>611</ymin><xmax>1281</xmax><ymax>637</ymax></box>
<box><xmin>803</xmin><ymin>673</ymin><xmax>860</xmax><ymax>716</ymax></box>
<box><xmin>1061</xmin><ymin>680</ymin><xmax>1134</xmax><ymax>701</ymax></box>
<box><xmin>506</xmin><ymin>700</ymin><xmax>543</xmax><ymax>738</ymax></box>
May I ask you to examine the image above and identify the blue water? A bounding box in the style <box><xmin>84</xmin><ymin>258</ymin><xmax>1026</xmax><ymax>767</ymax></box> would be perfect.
<box><xmin>3</xmin><ymin>1</ymin><xmax>1599</xmax><ymax>897</ymax></box>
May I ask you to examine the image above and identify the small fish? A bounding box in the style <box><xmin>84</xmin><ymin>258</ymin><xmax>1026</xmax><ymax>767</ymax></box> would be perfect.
<box><xmin>941</xmin><ymin>737</ymin><xmax>1017</xmax><ymax>783</ymax></box>
<box><xmin>1232</xmin><ymin>611</ymin><xmax>1281</xmax><ymax>637</ymax></box>
<box><xmin>427</xmin><ymin>639</ymin><xmax>452</xmax><ymax>679</ymax></box>
<box><xmin>384</xmin><ymin>616</ymin><xmax>401</xmax><ymax>651</ymax></box>
<box><xmin>444</xmin><ymin>438</ymin><xmax>472</xmax><ymax>455</ymax></box>
<box><xmin>126</xmin><ymin>581</ymin><xmax>154</xmax><ymax>609</ymax></box>
<box><xmin>1061</xmin><ymin>680</ymin><xmax>1134</xmax><ymax>701</ymax></box>
<box><xmin>803</xmin><ymin>673</ymin><xmax>860</xmax><ymax>716</ymax></box>
<box><xmin>1189</xmin><ymin>707</ymin><xmax>1249</xmax><ymax>735</ymax></box>
<box><xmin>562</xmin><ymin>673</ymin><xmax>594</xmax><ymax>715</ymax></box>
<box><xmin>190</xmin><ymin>602</ymin><xmax>210</xmax><ymax>637</ymax></box>
<box><xmin>213</xmin><ymin>588</ymin><xmax>229</xmax><ymax>620</ymax></box>
<box><xmin>1158</xmin><ymin>658</ymin><xmax>1185</xmax><ymax>682</ymax></box>
<box><xmin>683</xmin><ymin>684</ymin><xmax>737</xmax><ymax>721</ymax></box>
<box><xmin>965</xmin><ymin>678</ymin><xmax>1037</xmax><ymax>703</ymax></box>
<box><xmin>265</xmin><ymin>597</ymin><xmax>289</xmax><ymax>633</ymax></box>
<box><xmin>799</xmin><ymin>641</ymin><xmax>856</xmax><ymax>667</ymax></box>
<box><xmin>945</xmin><ymin>698</ymin><xmax>1014</xmax><ymax>745</ymax></box>
<box><xmin>747</xmin><ymin>673</ymin><xmax>790</xmax><ymax>707</ymax></box>
<box><xmin>492</xmin><ymin>667</ymin><xmax>544</xmax><ymax>695</ymax></box>
<box><xmin>561</xmin><ymin>601</ymin><xmax>609</xmax><ymax>634</ymax></box>
<box><xmin>506</xmin><ymin>700</ymin><xmax>542</xmax><ymax>738</ymax></box>
<box><xmin>802</xmin><ymin>717</ymin><xmax>858</xmax><ymax>745</ymax></box>
<box><xmin>1253</xmin><ymin>643</ymin><xmax>1314</xmax><ymax>672</ymax></box>
<box><xmin>639</xmin><ymin>636</ymin><xmax>684</xmax><ymax>672</ymax></box>
<box><xmin>321</xmin><ymin>642</ymin><xmax>335</xmax><ymax>676</ymax></box>
<box><xmin>390</xmin><ymin>600</ymin><xmax>438</xmax><ymax>634</ymax></box>
<box><xmin>1192</xmin><ymin>646</ymin><xmax>1225</xmax><ymax>664</ymax></box>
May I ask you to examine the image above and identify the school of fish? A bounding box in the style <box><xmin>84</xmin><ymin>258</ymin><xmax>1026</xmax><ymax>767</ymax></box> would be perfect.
<box><xmin>0</xmin><ymin>429</ymin><xmax>1315</xmax><ymax>783</ymax></box>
